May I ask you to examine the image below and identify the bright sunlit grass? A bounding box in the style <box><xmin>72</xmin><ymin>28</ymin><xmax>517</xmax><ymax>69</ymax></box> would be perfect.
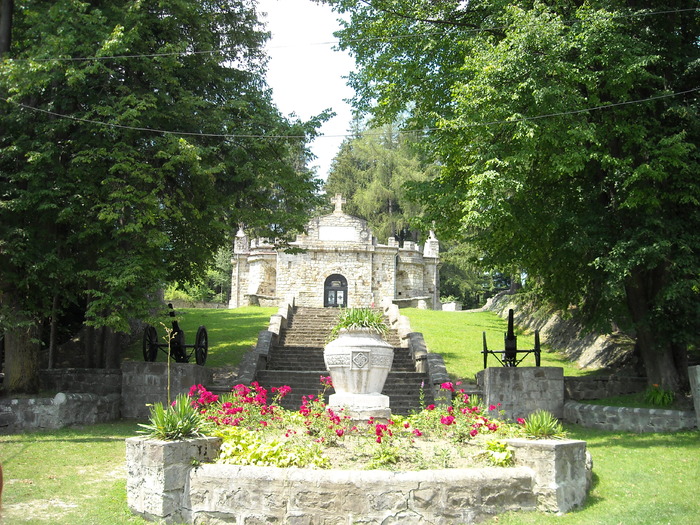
<box><xmin>123</xmin><ymin>306</ymin><xmax>276</xmax><ymax>368</ymax></box>
<box><xmin>402</xmin><ymin>308</ymin><xmax>590</xmax><ymax>381</ymax></box>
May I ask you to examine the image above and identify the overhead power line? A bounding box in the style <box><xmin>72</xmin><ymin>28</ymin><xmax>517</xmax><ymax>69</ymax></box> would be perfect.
<box><xmin>2</xmin><ymin>7</ymin><xmax>697</xmax><ymax>64</ymax></box>
<box><xmin>2</xmin><ymin>87</ymin><xmax>697</xmax><ymax>141</ymax></box>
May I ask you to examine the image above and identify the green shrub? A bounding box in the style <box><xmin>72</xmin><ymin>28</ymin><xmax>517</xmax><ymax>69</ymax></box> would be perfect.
<box><xmin>484</xmin><ymin>439</ymin><xmax>514</xmax><ymax>467</ymax></box>
<box><xmin>138</xmin><ymin>394</ymin><xmax>206</xmax><ymax>440</ymax></box>
<box><xmin>521</xmin><ymin>410</ymin><xmax>566</xmax><ymax>439</ymax></box>
<box><xmin>644</xmin><ymin>384</ymin><xmax>675</xmax><ymax>407</ymax></box>
<box><xmin>216</xmin><ymin>426</ymin><xmax>329</xmax><ymax>468</ymax></box>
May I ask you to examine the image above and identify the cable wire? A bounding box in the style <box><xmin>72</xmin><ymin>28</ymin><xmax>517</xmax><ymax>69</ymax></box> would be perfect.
<box><xmin>2</xmin><ymin>87</ymin><xmax>697</xmax><ymax>141</ymax></box>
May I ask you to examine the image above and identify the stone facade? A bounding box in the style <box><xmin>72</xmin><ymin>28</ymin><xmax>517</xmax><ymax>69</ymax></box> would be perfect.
<box><xmin>229</xmin><ymin>195</ymin><xmax>440</xmax><ymax>309</ymax></box>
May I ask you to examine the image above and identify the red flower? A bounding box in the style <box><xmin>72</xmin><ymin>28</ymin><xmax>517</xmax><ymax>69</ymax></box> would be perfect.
<box><xmin>412</xmin><ymin>429</ymin><xmax>423</xmax><ymax>437</ymax></box>
<box><xmin>441</xmin><ymin>415</ymin><xmax>455</xmax><ymax>426</ymax></box>
<box><xmin>426</xmin><ymin>404</ymin><xmax>436</xmax><ymax>411</ymax></box>
<box><xmin>517</xmin><ymin>418</ymin><xmax>526</xmax><ymax>425</ymax></box>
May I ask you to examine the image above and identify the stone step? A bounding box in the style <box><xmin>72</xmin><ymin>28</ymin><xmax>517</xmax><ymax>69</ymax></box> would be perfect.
<box><xmin>251</xmin><ymin>306</ymin><xmax>429</xmax><ymax>415</ymax></box>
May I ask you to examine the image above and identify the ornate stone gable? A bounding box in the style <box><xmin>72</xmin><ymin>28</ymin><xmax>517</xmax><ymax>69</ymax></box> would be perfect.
<box><xmin>229</xmin><ymin>195</ymin><xmax>440</xmax><ymax>309</ymax></box>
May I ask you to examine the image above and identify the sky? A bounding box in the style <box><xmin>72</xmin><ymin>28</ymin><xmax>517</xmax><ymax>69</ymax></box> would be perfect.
<box><xmin>257</xmin><ymin>0</ymin><xmax>356</xmax><ymax>181</ymax></box>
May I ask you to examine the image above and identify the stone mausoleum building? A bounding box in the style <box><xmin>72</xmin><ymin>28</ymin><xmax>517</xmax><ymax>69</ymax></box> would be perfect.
<box><xmin>229</xmin><ymin>194</ymin><xmax>440</xmax><ymax>309</ymax></box>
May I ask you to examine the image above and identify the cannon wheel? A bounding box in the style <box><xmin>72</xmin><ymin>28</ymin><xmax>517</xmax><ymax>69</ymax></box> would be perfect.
<box><xmin>142</xmin><ymin>325</ymin><xmax>158</xmax><ymax>362</ymax></box>
<box><xmin>195</xmin><ymin>326</ymin><xmax>208</xmax><ymax>366</ymax></box>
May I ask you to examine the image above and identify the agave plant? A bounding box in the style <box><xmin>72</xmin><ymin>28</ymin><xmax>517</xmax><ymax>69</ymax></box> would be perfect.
<box><xmin>138</xmin><ymin>393</ymin><xmax>206</xmax><ymax>440</ymax></box>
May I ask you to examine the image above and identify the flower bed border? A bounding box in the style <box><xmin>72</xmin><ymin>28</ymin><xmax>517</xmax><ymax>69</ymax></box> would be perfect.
<box><xmin>126</xmin><ymin>436</ymin><xmax>590</xmax><ymax>524</ymax></box>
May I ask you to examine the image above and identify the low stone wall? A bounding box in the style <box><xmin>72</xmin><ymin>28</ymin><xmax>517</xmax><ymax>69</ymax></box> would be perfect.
<box><xmin>121</xmin><ymin>362</ymin><xmax>212</xmax><ymax>420</ymax></box>
<box><xmin>563</xmin><ymin>400</ymin><xmax>697</xmax><ymax>433</ymax></box>
<box><xmin>40</xmin><ymin>368</ymin><xmax>122</xmax><ymax>396</ymax></box>
<box><xmin>564</xmin><ymin>375</ymin><xmax>647</xmax><ymax>401</ymax></box>
<box><xmin>0</xmin><ymin>392</ymin><xmax>120</xmax><ymax>434</ymax></box>
<box><xmin>478</xmin><ymin>367</ymin><xmax>565</xmax><ymax>420</ymax></box>
<box><xmin>126</xmin><ymin>436</ymin><xmax>591</xmax><ymax>524</ymax></box>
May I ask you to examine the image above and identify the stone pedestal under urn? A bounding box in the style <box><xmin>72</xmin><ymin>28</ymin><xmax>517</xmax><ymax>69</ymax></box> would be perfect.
<box><xmin>324</xmin><ymin>327</ymin><xmax>394</xmax><ymax>420</ymax></box>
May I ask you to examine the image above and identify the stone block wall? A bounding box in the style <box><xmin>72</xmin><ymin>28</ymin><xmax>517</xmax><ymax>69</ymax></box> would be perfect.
<box><xmin>121</xmin><ymin>362</ymin><xmax>212</xmax><ymax>420</ymax></box>
<box><xmin>563</xmin><ymin>400</ymin><xmax>697</xmax><ymax>432</ymax></box>
<box><xmin>0</xmin><ymin>392</ymin><xmax>120</xmax><ymax>434</ymax></box>
<box><xmin>479</xmin><ymin>367</ymin><xmax>565</xmax><ymax>420</ymax></box>
<box><xmin>40</xmin><ymin>368</ymin><xmax>122</xmax><ymax>396</ymax></box>
<box><xmin>126</xmin><ymin>436</ymin><xmax>222</xmax><ymax>523</ymax></box>
<box><xmin>125</xmin><ymin>436</ymin><xmax>590</xmax><ymax>524</ymax></box>
<box><xmin>564</xmin><ymin>376</ymin><xmax>647</xmax><ymax>401</ymax></box>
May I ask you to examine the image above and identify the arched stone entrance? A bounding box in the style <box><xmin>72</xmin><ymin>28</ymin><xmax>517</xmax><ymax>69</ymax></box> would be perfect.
<box><xmin>324</xmin><ymin>274</ymin><xmax>348</xmax><ymax>307</ymax></box>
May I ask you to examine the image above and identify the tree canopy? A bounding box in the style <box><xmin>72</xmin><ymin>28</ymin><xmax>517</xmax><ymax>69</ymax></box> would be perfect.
<box><xmin>0</xmin><ymin>0</ymin><xmax>324</xmax><ymax>391</ymax></box>
<box><xmin>324</xmin><ymin>124</ymin><xmax>434</xmax><ymax>242</ymax></box>
<box><xmin>321</xmin><ymin>0</ymin><xmax>700</xmax><ymax>391</ymax></box>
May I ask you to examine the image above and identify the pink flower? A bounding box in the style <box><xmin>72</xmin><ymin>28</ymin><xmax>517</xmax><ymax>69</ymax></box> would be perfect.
<box><xmin>469</xmin><ymin>428</ymin><xmax>479</xmax><ymax>437</ymax></box>
<box><xmin>335</xmin><ymin>428</ymin><xmax>345</xmax><ymax>437</ymax></box>
<box><xmin>412</xmin><ymin>428</ymin><xmax>423</xmax><ymax>437</ymax></box>
<box><xmin>440</xmin><ymin>382</ymin><xmax>455</xmax><ymax>392</ymax></box>
<box><xmin>441</xmin><ymin>415</ymin><xmax>455</xmax><ymax>426</ymax></box>
<box><xmin>489</xmin><ymin>405</ymin><xmax>497</xmax><ymax>411</ymax></box>
<box><xmin>404</xmin><ymin>421</ymin><xmax>411</xmax><ymax>429</ymax></box>
<box><xmin>320</xmin><ymin>375</ymin><xmax>333</xmax><ymax>386</ymax></box>
<box><xmin>517</xmin><ymin>418</ymin><xmax>526</xmax><ymax>425</ymax></box>
<box><xmin>426</xmin><ymin>404</ymin><xmax>436</xmax><ymax>411</ymax></box>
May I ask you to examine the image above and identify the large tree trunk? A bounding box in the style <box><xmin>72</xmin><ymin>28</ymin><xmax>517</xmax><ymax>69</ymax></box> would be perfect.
<box><xmin>4</xmin><ymin>321</ymin><xmax>41</xmax><ymax>394</ymax></box>
<box><xmin>625</xmin><ymin>267</ymin><xmax>685</xmax><ymax>392</ymax></box>
<box><xmin>0</xmin><ymin>0</ymin><xmax>13</xmax><ymax>57</ymax></box>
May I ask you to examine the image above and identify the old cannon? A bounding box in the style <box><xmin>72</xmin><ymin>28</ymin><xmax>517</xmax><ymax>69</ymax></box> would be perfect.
<box><xmin>142</xmin><ymin>304</ymin><xmax>208</xmax><ymax>365</ymax></box>
<box><xmin>482</xmin><ymin>309</ymin><xmax>540</xmax><ymax>368</ymax></box>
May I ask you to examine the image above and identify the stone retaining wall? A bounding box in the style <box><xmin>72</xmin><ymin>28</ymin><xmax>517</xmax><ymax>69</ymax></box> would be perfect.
<box><xmin>40</xmin><ymin>368</ymin><xmax>122</xmax><ymax>396</ymax></box>
<box><xmin>564</xmin><ymin>376</ymin><xmax>647</xmax><ymax>401</ymax></box>
<box><xmin>563</xmin><ymin>400</ymin><xmax>697</xmax><ymax>433</ymax></box>
<box><xmin>121</xmin><ymin>361</ymin><xmax>212</xmax><ymax>420</ymax></box>
<box><xmin>126</xmin><ymin>436</ymin><xmax>591</xmax><ymax>524</ymax></box>
<box><xmin>0</xmin><ymin>392</ymin><xmax>120</xmax><ymax>434</ymax></box>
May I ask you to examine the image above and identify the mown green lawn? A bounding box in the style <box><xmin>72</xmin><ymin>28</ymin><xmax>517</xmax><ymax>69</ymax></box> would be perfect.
<box><xmin>402</xmin><ymin>308</ymin><xmax>591</xmax><ymax>381</ymax></box>
<box><xmin>122</xmin><ymin>306</ymin><xmax>276</xmax><ymax>368</ymax></box>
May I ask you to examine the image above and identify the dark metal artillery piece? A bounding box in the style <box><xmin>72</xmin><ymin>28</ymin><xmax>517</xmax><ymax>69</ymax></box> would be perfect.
<box><xmin>142</xmin><ymin>304</ymin><xmax>208</xmax><ymax>365</ymax></box>
<box><xmin>482</xmin><ymin>309</ymin><xmax>540</xmax><ymax>368</ymax></box>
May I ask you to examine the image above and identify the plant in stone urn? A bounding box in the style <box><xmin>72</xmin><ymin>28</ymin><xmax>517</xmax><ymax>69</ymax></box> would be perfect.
<box><xmin>324</xmin><ymin>308</ymin><xmax>394</xmax><ymax>418</ymax></box>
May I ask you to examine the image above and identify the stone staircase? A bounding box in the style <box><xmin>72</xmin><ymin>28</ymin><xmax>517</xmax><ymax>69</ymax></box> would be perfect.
<box><xmin>253</xmin><ymin>307</ymin><xmax>434</xmax><ymax>415</ymax></box>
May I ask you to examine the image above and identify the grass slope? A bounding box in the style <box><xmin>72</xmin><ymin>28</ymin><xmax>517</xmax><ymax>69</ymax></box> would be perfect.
<box><xmin>123</xmin><ymin>306</ymin><xmax>276</xmax><ymax>368</ymax></box>
<box><xmin>402</xmin><ymin>308</ymin><xmax>589</xmax><ymax>380</ymax></box>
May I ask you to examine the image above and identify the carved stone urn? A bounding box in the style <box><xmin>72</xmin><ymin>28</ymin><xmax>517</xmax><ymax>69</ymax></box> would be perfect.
<box><xmin>323</xmin><ymin>326</ymin><xmax>394</xmax><ymax>419</ymax></box>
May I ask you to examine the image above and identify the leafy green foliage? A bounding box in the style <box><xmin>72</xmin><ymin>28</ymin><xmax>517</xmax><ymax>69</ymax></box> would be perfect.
<box><xmin>321</xmin><ymin>0</ymin><xmax>700</xmax><ymax>391</ymax></box>
<box><xmin>325</xmin><ymin>124</ymin><xmax>436</xmax><ymax>242</ymax></box>
<box><xmin>484</xmin><ymin>439</ymin><xmax>514</xmax><ymax>467</ymax></box>
<box><xmin>521</xmin><ymin>410</ymin><xmax>566</xmax><ymax>440</ymax></box>
<box><xmin>0</xmin><ymin>0</ymin><xmax>325</xmax><ymax>391</ymax></box>
<box><xmin>329</xmin><ymin>307</ymin><xmax>388</xmax><ymax>340</ymax></box>
<box><xmin>138</xmin><ymin>394</ymin><xmax>206</xmax><ymax>441</ymax></box>
<box><xmin>643</xmin><ymin>384</ymin><xmax>675</xmax><ymax>408</ymax></box>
